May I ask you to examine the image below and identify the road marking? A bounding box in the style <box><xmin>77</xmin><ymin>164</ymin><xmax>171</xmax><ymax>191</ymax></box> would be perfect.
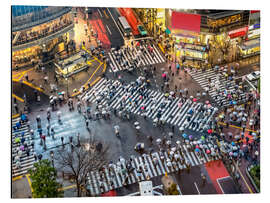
<box><xmin>130</xmin><ymin>36</ymin><xmax>153</xmax><ymax>41</ymax></box>
<box><xmin>12</xmin><ymin>175</ymin><xmax>23</xmax><ymax>181</ymax></box>
<box><xmin>22</xmin><ymin>80</ymin><xmax>45</xmax><ymax>93</ymax></box>
<box><xmin>233</xmin><ymin>160</ymin><xmax>254</xmax><ymax>193</ymax></box>
<box><xmin>106</xmin><ymin>8</ymin><xmax>124</xmax><ymax>40</ymax></box>
<box><xmin>218</xmin><ymin>121</ymin><xmax>257</xmax><ymax>133</ymax></box>
<box><xmin>106</xmin><ymin>25</ymin><xmax>112</xmax><ymax>35</ymax></box>
<box><xmin>102</xmin><ymin>62</ymin><xmax>107</xmax><ymax>73</ymax></box>
<box><xmin>158</xmin><ymin>43</ymin><xmax>165</xmax><ymax>53</ymax></box>
<box><xmin>59</xmin><ymin>184</ymin><xmax>77</xmax><ymax>191</ymax></box>
<box><xmin>12</xmin><ymin>114</ymin><xmax>20</xmax><ymax>118</ymax></box>
<box><xmin>12</xmin><ymin>93</ymin><xmax>24</xmax><ymax>103</ymax></box>
<box><xmin>25</xmin><ymin>174</ymin><xmax>33</xmax><ymax>193</ymax></box>
<box><xmin>97</xmin><ymin>8</ymin><xmax>103</xmax><ymax>17</ymax></box>
<box><xmin>194</xmin><ymin>182</ymin><xmax>200</xmax><ymax>194</ymax></box>
<box><xmin>216</xmin><ymin>178</ymin><xmax>225</xmax><ymax>194</ymax></box>
<box><xmin>84</xmin><ymin>63</ymin><xmax>103</xmax><ymax>88</ymax></box>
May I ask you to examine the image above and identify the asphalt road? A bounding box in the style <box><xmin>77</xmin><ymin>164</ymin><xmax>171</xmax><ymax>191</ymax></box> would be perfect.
<box><xmin>89</xmin><ymin>7</ymin><xmax>125</xmax><ymax>48</ymax></box>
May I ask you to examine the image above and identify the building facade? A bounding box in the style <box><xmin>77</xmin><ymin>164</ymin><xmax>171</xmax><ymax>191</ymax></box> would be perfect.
<box><xmin>12</xmin><ymin>6</ymin><xmax>75</xmax><ymax>70</ymax></box>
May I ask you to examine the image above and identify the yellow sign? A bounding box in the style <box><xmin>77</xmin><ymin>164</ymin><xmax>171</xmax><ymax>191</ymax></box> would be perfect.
<box><xmin>207</xmin><ymin>14</ymin><xmax>242</xmax><ymax>28</ymax></box>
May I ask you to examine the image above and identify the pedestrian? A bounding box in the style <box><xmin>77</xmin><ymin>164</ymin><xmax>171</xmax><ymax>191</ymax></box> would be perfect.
<box><xmin>201</xmin><ymin>173</ymin><xmax>206</xmax><ymax>186</ymax></box>
<box><xmin>77</xmin><ymin>132</ymin><xmax>80</xmax><ymax>147</ymax></box>
<box><xmin>57</xmin><ymin>111</ymin><xmax>61</xmax><ymax>122</ymax></box>
<box><xmin>69</xmin><ymin>136</ymin><xmax>73</xmax><ymax>144</ymax></box>
<box><xmin>61</xmin><ymin>136</ymin><xmax>64</xmax><ymax>146</ymax></box>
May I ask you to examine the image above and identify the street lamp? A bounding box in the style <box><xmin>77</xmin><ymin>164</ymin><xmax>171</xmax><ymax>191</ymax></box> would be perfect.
<box><xmin>50</xmin><ymin>150</ymin><xmax>54</xmax><ymax>168</ymax></box>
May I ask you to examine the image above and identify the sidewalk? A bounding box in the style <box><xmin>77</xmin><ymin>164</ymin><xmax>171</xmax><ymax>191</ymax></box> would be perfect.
<box><xmin>12</xmin><ymin>175</ymin><xmax>32</xmax><ymax>198</ymax></box>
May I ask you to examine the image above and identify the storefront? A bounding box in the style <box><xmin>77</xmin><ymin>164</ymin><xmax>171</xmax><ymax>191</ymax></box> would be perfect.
<box><xmin>240</xmin><ymin>39</ymin><xmax>260</xmax><ymax>58</ymax></box>
<box><xmin>247</xmin><ymin>24</ymin><xmax>260</xmax><ymax>40</ymax></box>
<box><xmin>12</xmin><ymin>45</ymin><xmax>41</xmax><ymax>69</ymax></box>
<box><xmin>171</xmin><ymin>29</ymin><xmax>211</xmax><ymax>67</ymax></box>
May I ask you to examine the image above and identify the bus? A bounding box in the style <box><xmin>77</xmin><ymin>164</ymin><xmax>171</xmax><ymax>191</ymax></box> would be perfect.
<box><xmin>118</xmin><ymin>16</ymin><xmax>132</xmax><ymax>37</ymax></box>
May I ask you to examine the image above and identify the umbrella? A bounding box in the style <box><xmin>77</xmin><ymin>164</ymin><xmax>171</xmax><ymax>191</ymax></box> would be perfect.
<box><xmin>229</xmin><ymin>151</ymin><xmax>233</xmax><ymax>156</ymax></box>
<box><xmin>134</xmin><ymin>122</ymin><xmax>139</xmax><ymax>126</ymax></box>
<box><xmin>162</xmin><ymin>73</ymin><xmax>166</xmax><ymax>78</ymax></box>
<box><xmin>206</xmin><ymin>100</ymin><xmax>209</xmax><ymax>104</ymax></box>
<box><xmin>171</xmin><ymin>147</ymin><xmax>176</xmax><ymax>152</ymax></box>
<box><xmin>232</xmin><ymin>146</ymin><xmax>238</xmax><ymax>151</ymax></box>
<box><xmin>195</xmin><ymin>148</ymin><xmax>200</xmax><ymax>152</ymax></box>
<box><xmin>189</xmin><ymin>135</ymin><xmax>193</xmax><ymax>140</ymax></box>
<box><xmin>141</xmin><ymin>106</ymin><xmax>145</xmax><ymax>110</ymax></box>
<box><xmin>243</xmin><ymin>146</ymin><xmax>248</xmax><ymax>153</ymax></box>
<box><xmin>207</xmin><ymin>104</ymin><xmax>212</xmax><ymax>108</ymax></box>
<box><xmin>233</xmin><ymin>101</ymin><xmax>237</xmax><ymax>105</ymax></box>
<box><xmin>231</xmin><ymin>142</ymin><xmax>235</xmax><ymax>146</ymax></box>
<box><xmin>20</xmin><ymin>145</ymin><xmax>24</xmax><ymax>151</ymax></box>
<box><xmin>193</xmin><ymin>98</ymin><xmax>197</xmax><ymax>102</ymax></box>
<box><xmin>199</xmin><ymin>144</ymin><xmax>203</xmax><ymax>149</ymax></box>
<box><xmin>196</xmin><ymin>145</ymin><xmax>199</xmax><ymax>149</ymax></box>
<box><xmin>201</xmin><ymin>136</ymin><xmax>205</xmax><ymax>140</ymax></box>
<box><xmin>206</xmin><ymin>149</ymin><xmax>211</xmax><ymax>154</ymax></box>
<box><xmin>15</xmin><ymin>137</ymin><xmax>20</xmax><ymax>143</ymax></box>
<box><xmin>182</xmin><ymin>133</ymin><xmax>187</xmax><ymax>138</ymax></box>
<box><xmin>233</xmin><ymin>152</ymin><xmax>238</xmax><ymax>157</ymax></box>
<box><xmin>179</xmin><ymin>127</ymin><xmax>184</xmax><ymax>131</ymax></box>
<box><xmin>169</xmin><ymin>132</ymin><xmax>174</xmax><ymax>137</ymax></box>
<box><xmin>207</xmin><ymin>129</ymin><xmax>212</xmax><ymax>134</ymax></box>
<box><xmin>156</xmin><ymin>138</ymin><xmax>161</xmax><ymax>144</ymax></box>
<box><xmin>136</xmin><ymin>126</ymin><xmax>141</xmax><ymax>130</ymax></box>
<box><xmin>170</xmin><ymin>91</ymin><xmax>174</xmax><ymax>95</ymax></box>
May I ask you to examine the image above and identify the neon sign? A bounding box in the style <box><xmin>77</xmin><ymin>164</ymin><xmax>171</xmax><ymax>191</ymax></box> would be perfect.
<box><xmin>207</xmin><ymin>14</ymin><xmax>242</xmax><ymax>28</ymax></box>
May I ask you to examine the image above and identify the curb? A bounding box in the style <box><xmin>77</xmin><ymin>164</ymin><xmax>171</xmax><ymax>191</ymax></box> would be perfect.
<box><xmin>246</xmin><ymin>165</ymin><xmax>260</xmax><ymax>193</ymax></box>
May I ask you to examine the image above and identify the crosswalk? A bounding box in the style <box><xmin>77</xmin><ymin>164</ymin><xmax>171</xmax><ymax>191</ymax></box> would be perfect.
<box><xmin>86</xmin><ymin>139</ymin><xmax>221</xmax><ymax>196</ymax></box>
<box><xmin>81</xmin><ymin>78</ymin><xmax>218</xmax><ymax>132</ymax></box>
<box><xmin>107</xmin><ymin>44</ymin><xmax>166</xmax><ymax>72</ymax></box>
<box><xmin>12</xmin><ymin>116</ymin><xmax>36</xmax><ymax>178</ymax></box>
<box><xmin>189</xmin><ymin>69</ymin><xmax>247</xmax><ymax>106</ymax></box>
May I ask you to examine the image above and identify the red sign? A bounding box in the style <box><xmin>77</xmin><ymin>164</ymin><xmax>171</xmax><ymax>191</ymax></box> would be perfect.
<box><xmin>171</xmin><ymin>11</ymin><xmax>201</xmax><ymax>33</ymax></box>
<box><xmin>251</xmin><ymin>10</ymin><xmax>260</xmax><ymax>14</ymax></box>
<box><xmin>228</xmin><ymin>26</ymin><xmax>248</xmax><ymax>38</ymax></box>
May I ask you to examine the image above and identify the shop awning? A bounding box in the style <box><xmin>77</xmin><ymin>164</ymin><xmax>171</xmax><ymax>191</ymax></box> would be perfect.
<box><xmin>165</xmin><ymin>28</ymin><xmax>171</xmax><ymax>34</ymax></box>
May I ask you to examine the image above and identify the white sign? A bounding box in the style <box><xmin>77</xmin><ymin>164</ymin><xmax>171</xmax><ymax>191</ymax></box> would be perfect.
<box><xmin>139</xmin><ymin>181</ymin><xmax>153</xmax><ymax>196</ymax></box>
<box><xmin>248</xmin><ymin>29</ymin><xmax>260</xmax><ymax>38</ymax></box>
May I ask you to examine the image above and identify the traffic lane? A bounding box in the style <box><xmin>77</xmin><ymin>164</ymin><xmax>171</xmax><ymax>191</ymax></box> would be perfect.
<box><xmin>99</xmin><ymin>7</ymin><xmax>124</xmax><ymax>47</ymax></box>
<box><xmin>99</xmin><ymin>7</ymin><xmax>124</xmax><ymax>48</ymax></box>
<box><xmin>173</xmin><ymin>165</ymin><xmax>217</xmax><ymax>195</ymax></box>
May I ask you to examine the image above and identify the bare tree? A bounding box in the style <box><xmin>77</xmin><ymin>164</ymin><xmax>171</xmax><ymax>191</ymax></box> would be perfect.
<box><xmin>54</xmin><ymin>138</ymin><xmax>109</xmax><ymax>197</ymax></box>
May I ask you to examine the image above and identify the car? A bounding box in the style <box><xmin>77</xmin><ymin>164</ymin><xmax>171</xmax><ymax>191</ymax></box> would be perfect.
<box><xmin>137</xmin><ymin>25</ymin><xmax>147</xmax><ymax>36</ymax></box>
<box><xmin>246</xmin><ymin>71</ymin><xmax>260</xmax><ymax>81</ymax></box>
